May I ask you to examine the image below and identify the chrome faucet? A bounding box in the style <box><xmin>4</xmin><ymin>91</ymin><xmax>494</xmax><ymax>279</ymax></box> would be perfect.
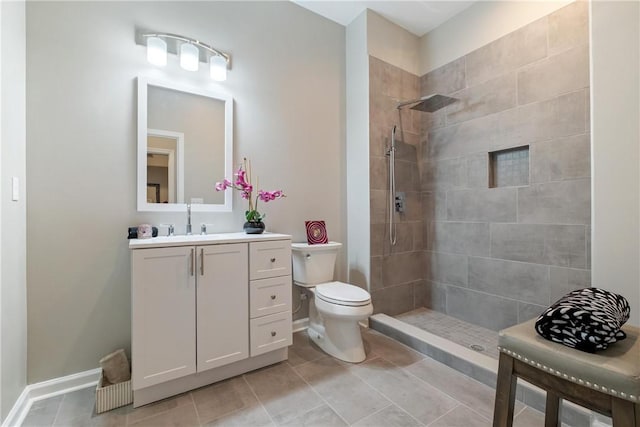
<box><xmin>186</xmin><ymin>204</ymin><xmax>192</xmax><ymax>235</ymax></box>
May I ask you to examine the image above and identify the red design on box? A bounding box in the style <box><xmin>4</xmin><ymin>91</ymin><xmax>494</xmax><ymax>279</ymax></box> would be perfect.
<box><xmin>305</xmin><ymin>220</ymin><xmax>328</xmax><ymax>244</ymax></box>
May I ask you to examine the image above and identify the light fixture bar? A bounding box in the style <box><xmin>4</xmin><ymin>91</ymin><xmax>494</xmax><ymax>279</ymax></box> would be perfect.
<box><xmin>135</xmin><ymin>29</ymin><xmax>231</xmax><ymax>70</ymax></box>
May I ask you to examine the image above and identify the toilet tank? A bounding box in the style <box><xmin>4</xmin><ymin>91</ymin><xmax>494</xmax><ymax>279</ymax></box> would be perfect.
<box><xmin>291</xmin><ymin>242</ymin><xmax>342</xmax><ymax>285</ymax></box>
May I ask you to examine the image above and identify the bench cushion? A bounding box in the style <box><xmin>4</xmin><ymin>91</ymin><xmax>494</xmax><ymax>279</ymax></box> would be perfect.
<box><xmin>499</xmin><ymin>319</ymin><xmax>640</xmax><ymax>402</ymax></box>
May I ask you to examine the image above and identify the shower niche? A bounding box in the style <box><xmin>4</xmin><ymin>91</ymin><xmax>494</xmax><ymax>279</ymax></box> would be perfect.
<box><xmin>488</xmin><ymin>145</ymin><xmax>530</xmax><ymax>188</ymax></box>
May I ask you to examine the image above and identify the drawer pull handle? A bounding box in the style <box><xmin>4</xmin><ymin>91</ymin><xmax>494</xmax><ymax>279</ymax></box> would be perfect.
<box><xmin>305</xmin><ymin>254</ymin><xmax>311</xmax><ymax>260</ymax></box>
<box><xmin>270</xmin><ymin>295</ymin><xmax>276</xmax><ymax>300</ymax></box>
<box><xmin>271</xmin><ymin>331</ymin><xmax>277</xmax><ymax>337</ymax></box>
<box><xmin>270</xmin><ymin>257</ymin><xmax>276</xmax><ymax>263</ymax></box>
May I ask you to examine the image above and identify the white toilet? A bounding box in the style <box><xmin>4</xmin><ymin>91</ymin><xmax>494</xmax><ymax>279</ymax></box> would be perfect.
<box><xmin>291</xmin><ymin>242</ymin><xmax>373</xmax><ymax>363</ymax></box>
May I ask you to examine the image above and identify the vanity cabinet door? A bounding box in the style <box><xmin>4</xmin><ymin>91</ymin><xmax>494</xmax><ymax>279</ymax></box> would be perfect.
<box><xmin>196</xmin><ymin>243</ymin><xmax>249</xmax><ymax>372</ymax></box>
<box><xmin>132</xmin><ymin>246</ymin><xmax>196</xmax><ymax>390</ymax></box>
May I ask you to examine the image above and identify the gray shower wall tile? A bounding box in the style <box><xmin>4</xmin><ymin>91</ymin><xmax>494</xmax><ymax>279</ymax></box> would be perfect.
<box><xmin>446</xmin><ymin>285</ymin><xmax>519</xmax><ymax>331</ymax></box>
<box><xmin>548</xmin><ymin>0</ymin><xmax>589</xmax><ymax>56</ymax></box>
<box><xmin>394</xmin><ymin>139</ymin><xmax>419</xmax><ymax>162</ymax></box>
<box><xmin>517</xmin><ymin>44</ymin><xmax>589</xmax><ymax>105</ymax></box>
<box><xmin>370</xmin><ymin>189</ymin><xmax>387</xmax><ymax>225</ymax></box>
<box><xmin>426</xmin><ymin>251</ymin><xmax>468</xmax><ymax>287</ymax></box>
<box><xmin>421</xmin><ymin>157</ymin><xmax>467</xmax><ymax>191</ymax></box>
<box><xmin>422</xmin><ymin>280</ymin><xmax>448</xmax><ymax>312</ymax></box>
<box><xmin>517</xmin><ymin>178</ymin><xmax>591</xmax><ymax>225</ymax></box>
<box><xmin>466</xmin><ymin>153</ymin><xmax>489</xmax><ymax>189</ymax></box>
<box><xmin>370</xmin><ymin>156</ymin><xmax>387</xmax><ymax>191</ymax></box>
<box><xmin>465</xmin><ymin>17</ymin><xmax>547</xmax><ymax>87</ymax></box>
<box><xmin>371</xmin><ymin>282</ymin><xmax>415</xmax><ymax>316</ymax></box>
<box><xmin>412</xmin><ymin>222</ymin><xmax>425</xmax><ymax>251</ymax></box>
<box><xmin>549</xmin><ymin>266</ymin><xmax>591</xmax><ymax>302</ymax></box>
<box><xmin>427</xmin><ymin>221</ymin><xmax>491</xmax><ymax>257</ymax></box>
<box><xmin>499</xmin><ymin>90</ymin><xmax>587</xmax><ymax>147</ymax></box>
<box><xmin>517</xmin><ymin>301</ymin><xmax>546</xmax><ymax>323</ymax></box>
<box><xmin>402</xmin><ymin>191</ymin><xmax>424</xmax><ymax>222</ymax></box>
<box><xmin>530</xmin><ymin>133</ymin><xmax>590</xmax><ymax>183</ymax></box>
<box><xmin>468</xmin><ymin>257</ymin><xmax>550</xmax><ymax>306</ymax></box>
<box><xmin>382</xmin><ymin>251</ymin><xmax>426</xmax><ymax>287</ymax></box>
<box><xmin>427</xmin><ymin>113</ymin><xmax>500</xmax><ymax>160</ymax></box>
<box><xmin>421</xmin><ymin>57</ymin><xmax>466</xmax><ymax>96</ymax></box>
<box><xmin>491</xmin><ymin>223</ymin><xmax>587</xmax><ymax>268</ymax></box>
<box><xmin>422</xmin><ymin>191</ymin><xmax>447</xmax><ymax>221</ymax></box>
<box><xmin>371</xmin><ymin>223</ymin><xmax>416</xmax><ymax>257</ymax></box>
<box><xmin>370</xmin><ymin>256</ymin><xmax>383</xmax><ymax>291</ymax></box>
<box><xmin>422</xmin><ymin>108</ymin><xmax>447</xmax><ymax>131</ymax></box>
<box><xmin>394</xmin><ymin>159</ymin><xmax>420</xmax><ymax>193</ymax></box>
<box><xmin>446</xmin><ymin>188</ymin><xmax>517</xmax><ymax>222</ymax></box>
<box><xmin>447</xmin><ymin>72</ymin><xmax>517</xmax><ymax>125</ymax></box>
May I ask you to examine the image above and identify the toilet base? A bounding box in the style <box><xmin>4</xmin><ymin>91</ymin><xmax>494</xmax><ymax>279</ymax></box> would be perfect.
<box><xmin>308</xmin><ymin>321</ymin><xmax>366</xmax><ymax>363</ymax></box>
<box><xmin>308</xmin><ymin>297</ymin><xmax>372</xmax><ymax>363</ymax></box>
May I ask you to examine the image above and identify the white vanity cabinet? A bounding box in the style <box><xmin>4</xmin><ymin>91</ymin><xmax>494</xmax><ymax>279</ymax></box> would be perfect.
<box><xmin>130</xmin><ymin>233</ymin><xmax>291</xmax><ymax>407</ymax></box>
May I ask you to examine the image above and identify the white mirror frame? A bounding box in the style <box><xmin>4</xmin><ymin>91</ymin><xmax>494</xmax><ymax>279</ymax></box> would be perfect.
<box><xmin>137</xmin><ymin>75</ymin><xmax>233</xmax><ymax>212</ymax></box>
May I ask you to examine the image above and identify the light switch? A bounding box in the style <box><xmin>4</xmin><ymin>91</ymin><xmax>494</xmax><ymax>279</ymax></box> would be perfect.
<box><xmin>11</xmin><ymin>177</ymin><xmax>19</xmax><ymax>201</ymax></box>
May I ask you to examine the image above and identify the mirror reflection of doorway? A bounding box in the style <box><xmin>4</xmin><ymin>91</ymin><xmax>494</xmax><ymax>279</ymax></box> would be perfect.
<box><xmin>147</xmin><ymin>130</ymin><xmax>184</xmax><ymax>203</ymax></box>
<box><xmin>146</xmin><ymin>183</ymin><xmax>161</xmax><ymax>203</ymax></box>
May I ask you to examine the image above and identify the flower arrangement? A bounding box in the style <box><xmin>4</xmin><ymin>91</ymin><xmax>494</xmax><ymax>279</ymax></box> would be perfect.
<box><xmin>215</xmin><ymin>158</ymin><xmax>286</xmax><ymax>223</ymax></box>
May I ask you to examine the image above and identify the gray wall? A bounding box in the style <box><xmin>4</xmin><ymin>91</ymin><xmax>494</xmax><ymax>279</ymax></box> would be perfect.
<box><xmin>26</xmin><ymin>1</ymin><xmax>345</xmax><ymax>383</ymax></box>
<box><xmin>1</xmin><ymin>0</ymin><xmax>28</xmax><ymax>420</ymax></box>
<box><xmin>421</xmin><ymin>1</ymin><xmax>590</xmax><ymax>331</ymax></box>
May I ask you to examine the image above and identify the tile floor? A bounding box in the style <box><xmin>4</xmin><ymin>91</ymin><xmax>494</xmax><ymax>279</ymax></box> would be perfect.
<box><xmin>396</xmin><ymin>308</ymin><xmax>500</xmax><ymax>360</ymax></box>
<box><xmin>22</xmin><ymin>329</ymin><xmax>548</xmax><ymax>427</ymax></box>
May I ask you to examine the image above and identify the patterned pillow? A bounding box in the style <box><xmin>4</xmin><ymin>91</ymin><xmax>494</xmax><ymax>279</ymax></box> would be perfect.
<box><xmin>535</xmin><ymin>287</ymin><xmax>630</xmax><ymax>353</ymax></box>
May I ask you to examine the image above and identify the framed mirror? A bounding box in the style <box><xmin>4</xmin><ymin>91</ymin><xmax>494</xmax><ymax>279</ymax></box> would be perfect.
<box><xmin>137</xmin><ymin>76</ymin><xmax>233</xmax><ymax>212</ymax></box>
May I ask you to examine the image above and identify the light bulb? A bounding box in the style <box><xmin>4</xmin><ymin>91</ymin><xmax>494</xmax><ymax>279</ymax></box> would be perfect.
<box><xmin>209</xmin><ymin>55</ymin><xmax>227</xmax><ymax>81</ymax></box>
<box><xmin>146</xmin><ymin>37</ymin><xmax>167</xmax><ymax>66</ymax></box>
<box><xmin>180</xmin><ymin>43</ymin><xmax>199</xmax><ymax>71</ymax></box>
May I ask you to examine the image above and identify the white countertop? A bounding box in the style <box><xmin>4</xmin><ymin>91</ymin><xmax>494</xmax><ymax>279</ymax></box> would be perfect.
<box><xmin>129</xmin><ymin>232</ymin><xmax>292</xmax><ymax>249</ymax></box>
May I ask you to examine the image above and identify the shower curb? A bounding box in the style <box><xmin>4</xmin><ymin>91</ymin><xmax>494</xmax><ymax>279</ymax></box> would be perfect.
<box><xmin>370</xmin><ymin>314</ymin><xmax>594</xmax><ymax>427</ymax></box>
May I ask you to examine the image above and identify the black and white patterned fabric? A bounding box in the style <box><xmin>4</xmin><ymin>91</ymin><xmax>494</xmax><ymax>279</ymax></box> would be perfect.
<box><xmin>535</xmin><ymin>287</ymin><xmax>630</xmax><ymax>353</ymax></box>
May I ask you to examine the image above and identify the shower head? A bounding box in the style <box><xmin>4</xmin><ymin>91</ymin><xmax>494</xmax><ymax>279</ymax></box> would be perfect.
<box><xmin>397</xmin><ymin>94</ymin><xmax>458</xmax><ymax>113</ymax></box>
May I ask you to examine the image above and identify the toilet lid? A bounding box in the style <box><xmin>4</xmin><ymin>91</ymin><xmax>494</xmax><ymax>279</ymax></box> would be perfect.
<box><xmin>315</xmin><ymin>281</ymin><xmax>371</xmax><ymax>307</ymax></box>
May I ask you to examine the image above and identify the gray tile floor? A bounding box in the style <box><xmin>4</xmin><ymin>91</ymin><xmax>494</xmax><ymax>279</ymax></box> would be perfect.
<box><xmin>22</xmin><ymin>329</ymin><xmax>546</xmax><ymax>427</ymax></box>
<box><xmin>396</xmin><ymin>308</ymin><xmax>500</xmax><ymax>360</ymax></box>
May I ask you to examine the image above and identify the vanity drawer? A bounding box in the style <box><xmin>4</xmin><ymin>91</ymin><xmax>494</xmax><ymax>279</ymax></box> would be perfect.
<box><xmin>250</xmin><ymin>311</ymin><xmax>292</xmax><ymax>357</ymax></box>
<box><xmin>249</xmin><ymin>240</ymin><xmax>291</xmax><ymax>280</ymax></box>
<box><xmin>250</xmin><ymin>276</ymin><xmax>292</xmax><ymax>319</ymax></box>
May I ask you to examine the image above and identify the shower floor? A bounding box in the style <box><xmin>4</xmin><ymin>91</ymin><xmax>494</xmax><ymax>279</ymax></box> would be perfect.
<box><xmin>395</xmin><ymin>308</ymin><xmax>500</xmax><ymax>360</ymax></box>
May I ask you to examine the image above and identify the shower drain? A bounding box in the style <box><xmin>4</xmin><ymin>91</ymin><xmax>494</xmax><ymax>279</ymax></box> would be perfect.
<box><xmin>469</xmin><ymin>344</ymin><xmax>485</xmax><ymax>352</ymax></box>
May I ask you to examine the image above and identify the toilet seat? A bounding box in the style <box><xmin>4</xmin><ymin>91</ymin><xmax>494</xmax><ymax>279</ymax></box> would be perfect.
<box><xmin>315</xmin><ymin>281</ymin><xmax>371</xmax><ymax>307</ymax></box>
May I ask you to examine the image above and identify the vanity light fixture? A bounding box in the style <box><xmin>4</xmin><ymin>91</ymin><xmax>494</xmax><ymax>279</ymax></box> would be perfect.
<box><xmin>146</xmin><ymin>36</ymin><xmax>167</xmax><ymax>66</ymax></box>
<box><xmin>180</xmin><ymin>42</ymin><xmax>199</xmax><ymax>71</ymax></box>
<box><xmin>138</xmin><ymin>31</ymin><xmax>231</xmax><ymax>81</ymax></box>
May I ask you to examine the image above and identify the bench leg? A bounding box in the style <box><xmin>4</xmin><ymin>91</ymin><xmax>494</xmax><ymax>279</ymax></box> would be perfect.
<box><xmin>545</xmin><ymin>391</ymin><xmax>561</xmax><ymax>427</ymax></box>
<box><xmin>493</xmin><ymin>353</ymin><xmax>517</xmax><ymax>427</ymax></box>
<box><xmin>611</xmin><ymin>397</ymin><xmax>636</xmax><ymax>427</ymax></box>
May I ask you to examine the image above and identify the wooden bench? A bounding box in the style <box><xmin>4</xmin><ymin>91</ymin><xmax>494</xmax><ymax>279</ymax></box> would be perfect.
<box><xmin>493</xmin><ymin>319</ymin><xmax>639</xmax><ymax>426</ymax></box>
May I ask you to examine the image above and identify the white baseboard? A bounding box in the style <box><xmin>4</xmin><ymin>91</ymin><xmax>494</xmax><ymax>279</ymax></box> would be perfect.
<box><xmin>292</xmin><ymin>317</ymin><xmax>309</xmax><ymax>332</ymax></box>
<box><xmin>2</xmin><ymin>368</ymin><xmax>101</xmax><ymax>427</ymax></box>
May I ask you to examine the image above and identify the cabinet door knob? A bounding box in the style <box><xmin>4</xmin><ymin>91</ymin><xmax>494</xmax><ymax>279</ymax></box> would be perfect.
<box><xmin>271</xmin><ymin>331</ymin><xmax>277</xmax><ymax>337</ymax></box>
<box><xmin>270</xmin><ymin>295</ymin><xmax>276</xmax><ymax>300</ymax></box>
<box><xmin>270</xmin><ymin>257</ymin><xmax>276</xmax><ymax>263</ymax></box>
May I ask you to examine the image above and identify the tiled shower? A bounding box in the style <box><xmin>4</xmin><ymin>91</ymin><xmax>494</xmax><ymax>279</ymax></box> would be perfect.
<box><xmin>369</xmin><ymin>1</ymin><xmax>591</xmax><ymax>334</ymax></box>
